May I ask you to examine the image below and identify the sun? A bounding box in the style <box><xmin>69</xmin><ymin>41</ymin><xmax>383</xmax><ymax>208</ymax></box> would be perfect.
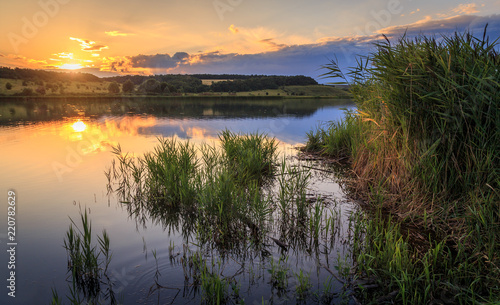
<box><xmin>72</xmin><ymin>120</ymin><xmax>87</xmax><ymax>132</ymax></box>
<box><xmin>59</xmin><ymin>63</ymin><xmax>83</xmax><ymax>70</ymax></box>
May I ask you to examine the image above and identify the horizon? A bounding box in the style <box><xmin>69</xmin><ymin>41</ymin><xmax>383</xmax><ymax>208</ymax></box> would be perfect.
<box><xmin>1</xmin><ymin>1</ymin><xmax>500</xmax><ymax>82</ymax></box>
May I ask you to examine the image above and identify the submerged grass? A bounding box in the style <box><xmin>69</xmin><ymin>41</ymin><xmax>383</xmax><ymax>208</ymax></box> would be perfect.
<box><xmin>309</xmin><ymin>28</ymin><xmax>500</xmax><ymax>303</ymax></box>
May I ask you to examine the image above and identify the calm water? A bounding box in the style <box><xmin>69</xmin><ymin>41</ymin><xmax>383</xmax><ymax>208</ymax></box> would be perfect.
<box><xmin>0</xmin><ymin>97</ymin><xmax>356</xmax><ymax>304</ymax></box>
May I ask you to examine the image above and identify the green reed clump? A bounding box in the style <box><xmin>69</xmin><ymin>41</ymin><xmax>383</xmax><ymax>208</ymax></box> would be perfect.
<box><xmin>220</xmin><ymin>129</ymin><xmax>278</xmax><ymax>185</ymax></box>
<box><xmin>294</xmin><ymin>270</ymin><xmax>312</xmax><ymax>300</ymax></box>
<box><xmin>313</xmin><ymin>28</ymin><xmax>500</xmax><ymax>303</ymax></box>
<box><xmin>199</xmin><ymin>261</ymin><xmax>230</xmax><ymax>304</ymax></box>
<box><xmin>268</xmin><ymin>255</ymin><xmax>289</xmax><ymax>291</ymax></box>
<box><xmin>53</xmin><ymin>208</ymin><xmax>115</xmax><ymax>305</ymax></box>
<box><xmin>305</xmin><ymin>111</ymin><xmax>362</xmax><ymax>159</ymax></box>
<box><xmin>108</xmin><ymin>131</ymin><xmax>278</xmax><ymax>252</ymax></box>
<box><xmin>350</xmin><ymin>209</ymin><xmax>500</xmax><ymax>305</ymax></box>
<box><xmin>143</xmin><ymin>137</ymin><xmax>198</xmax><ymax>207</ymax></box>
<box><xmin>64</xmin><ymin>209</ymin><xmax>112</xmax><ymax>298</ymax></box>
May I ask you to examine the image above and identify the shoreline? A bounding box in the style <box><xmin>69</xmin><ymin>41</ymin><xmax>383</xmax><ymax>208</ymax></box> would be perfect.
<box><xmin>0</xmin><ymin>94</ymin><xmax>351</xmax><ymax>102</ymax></box>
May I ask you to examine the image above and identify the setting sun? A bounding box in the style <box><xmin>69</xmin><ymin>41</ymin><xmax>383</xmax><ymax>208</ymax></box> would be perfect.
<box><xmin>58</xmin><ymin>63</ymin><xmax>83</xmax><ymax>70</ymax></box>
<box><xmin>72</xmin><ymin>120</ymin><xmax>87</xmax><ymax>132</ymax></box>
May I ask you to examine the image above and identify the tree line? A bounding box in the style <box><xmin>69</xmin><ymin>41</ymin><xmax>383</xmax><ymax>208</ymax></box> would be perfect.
<box><xmin>107</xmin><ymin>74</ymin><xmax>318</xmax><ymax>94</ymax></box>
<box><xmin>1</xmin><ymin>66</ymin><xmax>319</xmax><ymax>95</ymax></box>
<box><xmin>0</xmin><ymin>67</ymin><xmax>100</xmax><ymax>83</ymax></box>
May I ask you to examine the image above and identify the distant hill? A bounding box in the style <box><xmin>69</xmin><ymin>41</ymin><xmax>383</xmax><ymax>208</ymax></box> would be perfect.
<box><xmin>0</xmin><ymin>66</ymin><xmax>324</xmax><ymax>96</ymax></box>
<box><xmin>0</xmin><ymin>67</ymin><xmax>101</xmax><ymax>83</ymax></box>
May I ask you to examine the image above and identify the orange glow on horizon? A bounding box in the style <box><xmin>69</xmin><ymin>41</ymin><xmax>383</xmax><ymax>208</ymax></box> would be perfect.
<box><xmin>59</xmin><ymin>63</ymin><xmax>84</xmax><ymax>70</ymax></box>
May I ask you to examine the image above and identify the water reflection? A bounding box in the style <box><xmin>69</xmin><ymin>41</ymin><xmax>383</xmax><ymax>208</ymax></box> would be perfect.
<box><xmin>0</xmin><ymin>97</ymin><xmax>355</xmax><ymax>305</ymax></box>
<box><xmin>0</xmin><ymin>97</ymin><xmax>352</xmax><ymax>125</ymax></box>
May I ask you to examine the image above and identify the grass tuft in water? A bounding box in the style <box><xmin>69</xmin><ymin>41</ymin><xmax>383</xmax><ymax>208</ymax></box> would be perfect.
<box><xmin>52</xmin><ymin>208</ymin><xmax>115</xmax><ymax>305</ymax></box>
<box><xmin>219</xmin><ymin>129</ymin><xmax>278</xmax><ymax>185</ymax></box>
<box><xmin>108</xmin><ymin>131</ymin><xmax>280</xmax><ymax>252</ymax></box>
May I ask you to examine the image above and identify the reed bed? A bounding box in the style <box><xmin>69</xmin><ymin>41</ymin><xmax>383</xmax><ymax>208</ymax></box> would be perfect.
<box><xmin>308</xmin><ymin>28</ymin><xmax>500</xmax><ymax>304</ymax></box>
<box><xmin>100</xmin><ymin>130</ymin><xmax>358</xmax><ymax>303</ymax></box>
<box><xmin>106</xmin><ymin>130</ymin><xmax>340</xmax><ymax>255</ymax></box>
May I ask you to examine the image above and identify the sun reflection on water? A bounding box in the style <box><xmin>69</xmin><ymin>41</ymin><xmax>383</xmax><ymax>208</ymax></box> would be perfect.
<box><xmin>72</xmin><ymin>120</ymin><xmax>87</xmax><ymax>132</ymax></box>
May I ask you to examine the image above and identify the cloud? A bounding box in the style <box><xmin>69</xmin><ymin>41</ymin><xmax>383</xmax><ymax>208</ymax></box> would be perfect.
<box><xmin>53</xmin><ymin>52</ymin><xmax>74</xmax><ymax>59</ymax></box>
<box><xmin>377</xmin><ymin>14</ymin><xmax>500</xmax><ymax>38</ymax></box>
<box><xmin>129</xmin><ymin>52</ymin><xmax>189</xmax><ymax>68</ymax></box>
<box><xmin>0</xmin><ymin>54</ymin><xmax>50</xmax><ymax>69</ymax></box>
<box><xmin>229</xmin><ymin>24</ymin><xmax>239</xmax><ymax>34</ymax></box>
<box><xmin>259</xmin><ymin>38</ymin><xmax>288</xmax><ymax>51</ymax></box>
<box><xmin>452</xmin><ymin>3</ymin><xmax>480</xmax><ymax>15</ymax></box>
<box><xmin>101</xmin><ymin>36</ymin><xmax>374</xmax><ymax>79</ymax></box>
<box><xmin>100</xmin><ymin>52</ymin><xmax>190</xmax><ymax>74</ymax></box>
<box><xmin>105</xmin><ymin>31</ymin><xmax>134</xmax><ymax>37</ymax></box>
<box><xmin>99</xmin><ymin>14</ymin><xmax>500</xmax><ymax>81</ymax></box>
<box><xmin>3</xmin><ymin>14</ymin><xmax>499</xmax><ymax>82</ymax></box>
<box><xmin>70</xmin><ymin>37</ymin><xmax>109</xmax><ymax>52</ymax></box>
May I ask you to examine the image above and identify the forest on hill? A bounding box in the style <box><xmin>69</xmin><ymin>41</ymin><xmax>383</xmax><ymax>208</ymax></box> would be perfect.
<box><xmin>0</xmin><ymin>67</ymin><xmax>319</xmax><ymax>95</ymax></box>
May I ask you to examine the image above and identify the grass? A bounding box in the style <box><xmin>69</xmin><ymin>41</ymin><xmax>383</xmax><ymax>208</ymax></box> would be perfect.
<box><xmin>199</xmin><ymin>259</ymin><xmax>230</xmax><ymax>304</ymax></box>
<box><xmin>52</xmin><ymin>208</ymin><xmax>116</xmax><ymax>305</ymax></box>
<box><xmin>105</xmin><ymin>130</ymin><xmax>355</xmax><ymax>302</ymax></box>
<box><xmin>294</xmin><ymin>270</ymin><xmax>312</xmax><ymax>300</ymax></box>
<box><xmin>307</xmin><ymin>28</ymin><xmax>500</xmax><ymax>304</ymax></box>
<box><xmin>219</xmin><ymin>129</ymin><xmax>278</xmax><ymax>185</ymax></box>
<box><xmin>282</xmin><ymin>85</ymin><xmax>350</xmax><ymax>98</ymax></box>
<box><xmin>108</xmin><ymin>130</ymin><xmax>279</xmax><ymax>251</ymax></box>
<box><xmin>268</xmin><ymin>255</ymin><xmax>289</xmax><ymax>291</ymax></box>
<box><xmin>305</xmin><ymin>110</ymin><xmax>362</xmax><ymax>158</ymax></box>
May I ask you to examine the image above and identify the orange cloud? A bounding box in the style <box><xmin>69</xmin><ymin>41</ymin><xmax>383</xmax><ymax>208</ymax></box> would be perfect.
<box><xmin>259</xmin><ymin>38</ymin><xmax>287</xmax><ymax>51</ymax></box>
<box><xmin>452</xmin><ymin>3</ymin><xmax>479</xmax><ymax>15</ymax></box>
<box><xmin>70</xmin><ymin>37</ymin><xmax>108</xmax><ymax>52</ymax></box>
<box><xmin>51</xmin><ymin>52</ymin><xmax>73</xmax><ymax>59</ymax></box>
<box><xmin>105</xmin><ymin>31</ymin><xmax>134</xmax><ymax>37</ymax></box>
<box><xmin>229</xmin><ymin>24</ymin><xmax>239</xmax><ymax>34</ymax></box>
<box><xmin>0</xmin><ymin>54</ymin><xmax>49</xmax><ymax>69</ymax></box>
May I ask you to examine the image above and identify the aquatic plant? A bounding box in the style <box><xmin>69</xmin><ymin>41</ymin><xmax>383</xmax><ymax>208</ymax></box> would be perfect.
<box><xmin>52</xmin><ymin>208</ymin><xmax>115</xmax><ymax>305</ymax></box>
<box><xmin>64</xmin><ymin>208</ymin><xmax>112</xmax><ymax>299</ymax></box>
<box><xmin>313</xmin><ymin>28</ymin><xmax>500</xmax><ymax>303</ymax></box>
<box><xmin>219</xmin><ymin>129</ymin><xmax>278</xmax><ymax>185</ymax></box>
<box><xmin>268</xmin><ymin>255</ymin><xmax>289</xmax><ymax>291</ymax></box>
<box><xmin>294</xmin><ymin>269</ymin><xmax>312</xmax><ymax>300</ymax></box>
<box><xmin>108</xmin><ymin>131</ymin><xmax>280</xmax><ymax>252</ymax></box>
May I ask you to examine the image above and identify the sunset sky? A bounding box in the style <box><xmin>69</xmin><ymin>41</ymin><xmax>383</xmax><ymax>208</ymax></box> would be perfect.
<box><xmin>1</xmin><ymin>0</ymin><xmax>500</xmax><ymax>80</ymax></box>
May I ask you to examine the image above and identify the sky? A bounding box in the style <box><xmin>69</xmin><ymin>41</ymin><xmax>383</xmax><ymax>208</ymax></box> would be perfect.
<box><xmin>1</xmin><ymin>0</ymin><xmax>500</xmax><ymax>81</ymax></box>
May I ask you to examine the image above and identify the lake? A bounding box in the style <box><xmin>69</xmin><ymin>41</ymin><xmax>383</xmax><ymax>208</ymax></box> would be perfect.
<box><xmin>0</xmin><ymin>97</ymin><xmax>357</xmax><ymax>304</ymax></box>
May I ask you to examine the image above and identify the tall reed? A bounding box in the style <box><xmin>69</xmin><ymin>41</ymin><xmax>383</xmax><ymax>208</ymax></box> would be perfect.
<box><xmin>313</xmin><ymin>28</ymin><xmax>500</xmax><ymax>303</ymax></box>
